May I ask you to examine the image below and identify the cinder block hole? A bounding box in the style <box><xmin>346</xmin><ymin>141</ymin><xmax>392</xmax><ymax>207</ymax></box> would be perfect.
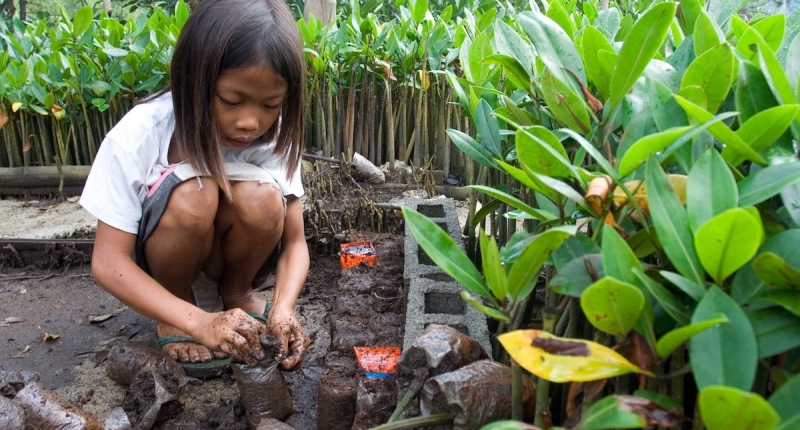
<box><xmin>422</xmin><ymin>273</ymin><xmax>453</xmax><ymax>282</ymax></box>
<box><xmin>425</xmin><ymin>292</ymin><xmax>466</xmax><ymax>315</ymax></box>
<box><xmin>418</xmin><ymin>247</ymin><xmax>435</xmax><ymax>266</ymax></box>
<box><xmin>425</xmin><ymin>322</ymin><xmax>470</xmax><ymax>336</ymax></box>
<box><xmin>418</xmin><ymin>204</ymin><xmax>445</xmax><ymax>218</ymax></box>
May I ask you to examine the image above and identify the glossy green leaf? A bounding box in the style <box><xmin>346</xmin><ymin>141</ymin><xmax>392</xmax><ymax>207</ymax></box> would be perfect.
<box><xmin>495</xmin><ymin>160</ymin><xmax>561</xmax><ymax>208</ymax></box>
<box><xmin>724</xmin><ymin>105</ymin><xmax>800</xmax><ymax>165</ymax></box>
<box><xmin>687</xmin><ymin>149</ymin><xmax>738</xmax><ymax>233</ymax></box>
<box><xmin>656</xmin><ymin>314</ymin><xmax>729</xmax><ymax>359</ymax></box>
<box><xmin>546</xmin><ymin>0</ymin><xmax>575</xmax><ymax>40</ymax></box>
<box><xmin>633</xmin><ymin>268</ymin><xmax>691</xmax><ymax>326</ymax></box>
<box><xmin>552</xmin><ymin>235</ymin><xmax>602</xmax><ymax>270</ymax></box>
<box><xmin>646</xmin><ymin>157</ymin><xmax>705</xmax><ymax>285</ymax></box>
<box><xmin>758</xmin><ymin>36</ymin><xmax>798</xmax><ymax>105</ymax></box>
<box><xmin>494</xmin><ymin>20</ymin><xmax>537</xmax><ymax>78</ymax></box>
<box><xmin>475</xmin><ymin>99</ymin><xmax>502</xmax><ymax>157</ymax></box>
<box><xmin>540</xmin><ymin>69</ymin><xmax>591</xmax><ymax>133</ymax></box>
<box><xmin>749</xmin><ymin>306</ymin><xmax>800</xmax><ymax>358</ymax></box>
<box><xmin>467</xmin><ymin>185</ymin><xmax>554</xmax><ymax>222</ymax></box>
<box><xmin>676</xmin><ymin>85</ymin><xmax>708</xmax><ymax>110</ymax></box>
<box><xmin>618</xmin><ymin>126</ymin><xmax>692</xmax><ymax>177</ymax></box>
<box><xmin>780</xmin><ymin>182</ymin><xmax>800</xmax><ymax>226</ymax></box>
<box><xmin>693</xmin><ymin>11</ymin><xmax>726</xmax><ymax>56</ymax></box>
<box><xmin>678</xmin><ymin>0</ymin><xmax>704</xmax><ymax>35</ymax></box>
<box><xmin>72</xmin><ymin>6</ymin><xmax>93</xmax><ymax>39</ymax></box>
<box><xmin>582</xmin><ymin>26</ymin><xmax>616</xmax><ymax>99</ymax></box>
<box><xmin>484</xmin><ymin>54</ymin><xmax>531</xmax><ymax>93</ymax></box>
<box><xmin>752</xmin><ymin>14</ymin><xmax>786</xmax><ymax>53</ymax></box>
<box><xmin>660</xmin><ymin>270</ymin><xmax>707</xmax><ymax>301</ymax></box>
<box><xmin>736</xmin><ymin>61</ymin><xmax>779</xmax><ymax>122</ymax></box>
<box><xmin>681</xmin><ymin>43</ymin><xmax>734</xmax><ymax>113</ymax></box>
<box><xmin>707</xmin><ymin>0</ymin><xmax>748</xmax><ymax>28</ymax></box>
<box><xmin>446</xmin><ymin>129</ymin><xmax>499</xmax><ymax>169</ymax></box>
<box><xmin>516</xmin><ymin>125</ymin><xmax>572</xmax><ymax>178</ymax></box>
<box><xmin>595</xmin><ymin>8</ymin><xmax>621</xmax><ymax>40</ymax></box>
<box><xmin>690</xmin><ymin>287</ymin><xmax>758</xmax><ymax>391</ymax></box>
<box><xmin>786</xmin><ymin>33</ymin><xmax>800</xmax><ymax>97</ymax></box>
<box><xmin>699</xmin><ymin>386</ymin><xmax>779</xmax><ymax>430</ymax></box>
<box><xmin>533</xmin><ymin>172</ymin><xmax>589</xmax><ymax>210</ymax></box>
<box><xmin>551</xmin><ymin>254</ymin><xmax>605</xmax><ymax>297</ymax></box>
<box><xmin>403</xmin><ymin>207</ymin><xmax>490</xmax><ymax>299</ymax></box>
<box><xmin>752</xmin><ymin>252</ymin><xmax>800</xmax><ymax>289</ymax></box>
<box><xmin>695</xmin><ymin>208</ymin><xmax>763</xmax><ymax>285</ymax></box>
<box><xmin>674</xmin><ymin>95</ymin><xmax>767</xmax><ymax>165</ymax></box>
<box><xmin>518</xmin><ymin>11</ymin><xmax>587</xmax><ymax>93</ymax></box>
<box><xmin>461</xmin><ymin>291</ymin><xmax>510</xmax><ymax>323</ymax></box>
<box><xmin>770</xmin><ymin>373</ymin><xmax>800</xmax><ymax>422</ymax></box>
<box><xmin>601</xmin><ymin>224</ymin><xmax>642</xmax><ymax>285</ymax></box>
<box><xmin>508</xmin><ymin>227</ymin><xmax>576</xmax><ymax>300</ymax></box>
<box><xmin>480</xmin><ymin>230</ymin><xmax>507</xmax><ymax>300</ymax></box>
<box><xmin>738</xmin><ymin>162</ymin><xmax>800</xmax><ymax>206</ymax></box>
<box><xmin>581</xmin><ymin>395</ymin><xmax>661</xmax><ymax>430</ymax></box>
<box><xmin>478</xmin><ymin>421</ymin><xmax>540</xmax><ymax>430</ymax></box>
<box><xmin>581</xmin><ymin>277</ymin><xmax>645</xmax><ymax>338</ymax></box>
<box><xmin>609</xmin><ymin>2</ymin><xmax>676</xmax><ymax>107</ymax></box>
<box><xmin>759</xmin><ymin>290</ymin><xmax>800</xmax><ymax>317</ymax></box>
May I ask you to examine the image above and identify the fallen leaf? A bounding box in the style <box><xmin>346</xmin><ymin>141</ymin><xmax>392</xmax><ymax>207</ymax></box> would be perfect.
<box><xmin>67</xmin><ymin>196</ymin><xmax>80</xmax><ymax>203</ymax></box>
<box><xmin>5</xmin><ymin>317</ymin><xmax>24</xmax><ymax>323</ymax></box>
<box><xmin>88</xmin><ymin>314</ymin><xmax>113</xmax><ymax>324</ymax></box>
<box><xmin>42</xmin><ymin>333</ymin><xmax>60</xmax><ymax>342</ymax></box>
<box><xmin>94</xmin><ymin>350</ymin><xmax>110</xmax><ymax>366</ymax></box>
<box><xmin>117</xmin><ymin>324</ymin><xmax>142</xmax><ymax>339</ymax></box>
<box><xmin>37</xmin><ymin>205</ymin><xmax>56</xmax><ymax>211</ymax></box>
<box><xmin>13</xmin><ymin>345</ymin><xmax>31</xmax><ymax>358</ymax></box>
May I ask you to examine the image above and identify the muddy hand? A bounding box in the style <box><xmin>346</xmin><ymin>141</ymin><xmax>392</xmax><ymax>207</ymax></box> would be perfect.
<box><xmin>268</xmin><ymin>308</ymin><xmax>310</xmax><ymax>370</ymax></box>
<box><xmin>198</xmin><ymin>309</ymin><xmax>266</xmax><ymax>366</ymax></box>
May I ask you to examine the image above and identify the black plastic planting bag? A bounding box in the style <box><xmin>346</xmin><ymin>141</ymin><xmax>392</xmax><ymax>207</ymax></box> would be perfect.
<box><xmin>14</xmin><ymin>381</ymin><xmax>102</xmax><ymax>429</ymax></box>
<box><xmin>106</xmin><ymin>341</ymin><xmax>186</xmax><ymax>386</ymax></box>
<box><xmin>352</xmin><ymin>375</ymin><xmax>398</xmax><ymax>430</ymax></box>
<box><xmin>0</xmin><ymin>395</ymin><xmax>24</xmax><ymax>429</ymax></box>
<box><xmin>420</xmin><ymin>360</ymin><xmax>537</xmax><ymax>430</ymax></box>
<box><xmin>122</xmin><ymin>366</ymin><xmax>183</xmax><ymax>429</ymax></box>
<box><xmin>233</xmin><ymin>336</ymin><xmax>293</xmax><ymax>429</ymax></box>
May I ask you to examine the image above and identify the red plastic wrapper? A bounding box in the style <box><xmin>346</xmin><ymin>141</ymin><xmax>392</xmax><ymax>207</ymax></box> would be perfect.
<box><xmin>340</xmin><ymin>242</ymin><xmax>377</xmax><ymax>268</ymax></box>
<box><xmin>354</xmin><ymin>346</ymin><xmax>401</xmax><ymax>378</ymax></box>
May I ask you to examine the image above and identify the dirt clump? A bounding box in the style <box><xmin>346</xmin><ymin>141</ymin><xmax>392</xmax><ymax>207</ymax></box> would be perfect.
<box><xmin>122</xmin><ymin>366</ymin><xmax>184</xmax><ymax>429</ymax></box>
<box><xmin>106</xmin><ymin>341</ymin><xmax>187</xmax><ymax>386</ymax></box>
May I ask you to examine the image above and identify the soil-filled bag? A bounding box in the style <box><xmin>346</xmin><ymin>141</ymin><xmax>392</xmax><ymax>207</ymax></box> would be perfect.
<box><xmin>0</xmin><ymin>370</ymin><xmax>40</xmax><ymax>398</ymax></box>
<box><xmin>420</xmin><ymin>360</ymin><xmax>537</xmax><ymax>430</ymax></box>
<box><xmin>14</xmin><ymin>381</ymin><xmax>102</xmax><ymax>429</ymax></box>
<box><xmin>352</xmin><ymin>375</ymin><xmax>398</xmax><ymax>430</ymax></box>
<box><xmin>396</xmin><ymin>324</ymin><xmax>488</xmax><ymax>396</ymax></box>
<box><xmin>122</xmin><ymin>366</ymin><xmax>183</xmax><ymax>430</ymax></box>
<box><xmin>0</xmin><ymin>395</ymin><xmax>24</xmax><ymax>430</ymax></box>
<box><xmin>106</xmin><ymin>341</ymin><xmax>186</xmax><ymax>386</ymax></box>
<box><xmin>232</xmin><ymin>336</ymin><xmax>293</xmax><ymax>429</ymax></box>
<box><xmin>103</xmin><ymin>407</ymin><xmax>132</xmax><ymax>430</ymax></box>
<box><xmin>256</xmin><ymin>417</ymin><xmax>296</xmax><ymax>429</ymax></box>
<box><xmin>315</xmin><ymin>370</ymin><xmax>357</xmax><ymax>430</ymax></box>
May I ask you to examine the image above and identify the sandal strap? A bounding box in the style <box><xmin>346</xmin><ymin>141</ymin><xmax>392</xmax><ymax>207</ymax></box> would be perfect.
<box><xmin>156</xmin><ymin>335</ymin><xmax>200</xmax><ymax>348</ymax></box>
<box><xmin>246</xmin><ymin>300</ymin><xmax>272</xmax><ymax>323</ymax></box>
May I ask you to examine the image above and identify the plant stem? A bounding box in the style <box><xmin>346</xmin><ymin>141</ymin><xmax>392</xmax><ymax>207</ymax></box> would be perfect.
<box><xmin>388</xmin><ymin>389</ymin><xmax>415</xmax><ymax>423</ymax></box>
<box><xmin>534</xmin><ymin>307</ymin><xmax>559</xmax><ymax>428</ymax></box>
<box><xmin>512</xmin><ymin>359</ymin><xmax>524</xmax><ymax>421</ymax></box>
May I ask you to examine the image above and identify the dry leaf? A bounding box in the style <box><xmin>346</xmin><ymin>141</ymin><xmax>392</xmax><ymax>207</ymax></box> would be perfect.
<box><xmin>42</xmin><ymin>333</ymin><xmax>60</xmax><ymax>342</ymax></box>
<box><xmin>13</xmin><ymin>345</ymin><xmax>31</xmax><ymax>358</ymax></box>
<box><xmin>0</xmin><ymin>109</ymin><xmax>7</xmax><ymax>130</ymax></box>
<box><xmin>67</xmin><ymin>196</ymin><xmax>80</xmax><ymax>203</ymax></box>
<box><xmin>22</xmin><ymin>138</ymin><xmax>32</xmax><ymax>152</ymax></box>
<box><xmin>0</xmin><ymin>317</ymin><xmax>24</xmax><ymax>327</ymax></box>
<box><xmin>89</xmin><ymin>314</ymin><xmax>113</xmax><ymax>324</ymax></box>
<box><xmin>37</xmin><ymin>205</ymin><xmax>56</xmax><ymax>211</ymax></box>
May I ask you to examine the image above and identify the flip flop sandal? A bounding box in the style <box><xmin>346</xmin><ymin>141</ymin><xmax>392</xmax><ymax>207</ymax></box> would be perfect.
<box><xmin>155</xmin><ymin>335</ymin><xmax>232</xmax><ymax>379</ymax></box>
<box><xmin>246</xmin><ymin>300</ymin><xmax>272</xmax><ymax>323</ymax></box>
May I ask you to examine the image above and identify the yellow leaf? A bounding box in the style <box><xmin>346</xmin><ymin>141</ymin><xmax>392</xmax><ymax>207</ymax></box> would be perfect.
<box><xmin>612</xmin><ymin>175</ymin><xmax>688</xmax><ymax>209</ymax></box>
<box><xmin>51</xmin><ymin>105</ymin><xmax>65</xmax><ymax>121</ymax></box>
<box><xmin>418</xmin><ymin>70</ymin><xmax>430</xmax><ymax>91</ymax></box>
<box><xmin>41</xmin><ymin>332</ymin><xmax>60</xmax><ymax>342</ymax></box>
<box><xmin>11</xmin><ymin>102</ymin><xmax>22</xmax><ymax>113</ymax></box>
<box><xmin>498</xmin><ymin>330</ymin><xmax>651</xmax><ymax>382</ymax></box>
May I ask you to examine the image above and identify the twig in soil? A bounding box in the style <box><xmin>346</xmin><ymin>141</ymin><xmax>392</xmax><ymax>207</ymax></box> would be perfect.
<box><xmin>0</xmin><ymin>273</ymin><xmax>58</xmax><ymax>282</ymax></box>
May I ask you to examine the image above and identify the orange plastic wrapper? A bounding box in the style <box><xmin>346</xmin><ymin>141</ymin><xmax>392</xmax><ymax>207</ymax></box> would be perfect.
<box><xmin>340</xmin><ymin>242</ymin><xmax>377</xmax><ymax>269</ymax></box>
<box><xmin>354</xmin><ymin>346</ymin><xmax>401</xmax><ymax>378</ymax></box>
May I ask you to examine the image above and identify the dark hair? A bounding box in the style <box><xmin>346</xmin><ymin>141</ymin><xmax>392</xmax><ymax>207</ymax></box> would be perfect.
<box><xmin>169</xmin><ymin>0</ymin><xmax>305</xmax><ymax>199</ymax></box>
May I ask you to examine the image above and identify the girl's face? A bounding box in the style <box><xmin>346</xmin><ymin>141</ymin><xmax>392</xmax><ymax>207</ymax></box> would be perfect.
<box><xmin>214</xmin><ymin>63</ymin><xmax>287</xmax><ymax>149</ymax></box>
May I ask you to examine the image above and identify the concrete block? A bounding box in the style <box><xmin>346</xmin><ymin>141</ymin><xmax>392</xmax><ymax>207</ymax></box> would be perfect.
<box><xmin>403</xmin><ymin>197</ymin><xmax>464</xmax><ymax>282</ymax></box>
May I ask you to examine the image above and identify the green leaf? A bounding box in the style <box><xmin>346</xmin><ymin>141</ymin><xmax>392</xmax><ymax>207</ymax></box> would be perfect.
<box><xmin>752</xmin><ymin>252</ymin><xmax>800</xmax><ymax>289</ymax></box>
<box><xmin>786</xmin><ymin>33</ymin><xmax>800</xmax><ymax>97</ymax></box>
<box><xmin>646</xmin><ymin>157</ymin><xmax>705</xmax><ymax>285</ymax></box>
<box><xmin>633</xmin><ymin>268</ymin><xmax>691</xmax><ymax>326</ymax></box>
<box><xmin>660</xmin><ymin>270</ymin><xmax>707</xmax><ymax>301</ymax></box>
<box><xmin>595</xmin><ymin>8</ymin><xmax>621</xmax><ymax>40</ymax></box>
<box><xmin>494</xmin><ymin>160</ymin><xmax>561</xmax><ymax>209</ymax></box>
<box><xmin>695</xmin><ymin>208</ymin><xmax>763</xmax><ymax>285</ymax></box>
<box><xmin>540</xmin><ymin>69</ymin><xmax>591</xmax><ymax>133</ymax></box>
<box><xmin>495</xmin><ymin>20</ymin><xmax>537</xmax><ymax>78</ymax></box>
<box><xmin>687</xmin><ymin>149</ymin><xmax>738</xmax><ymax>233</ymax></box>
<box><xmin>402</xmin><ymin>207</ymin><xmax>490</xmax><ymax>299</ymax></box>
<box><xmin>467</xmin><ymin>185</ymin><xmax>555</xmax><ymax>222</ymax></box>
<box><xmin>618</xmin><ymin>126</ymin><xmax>692</xmax><ymax>177</ymax></box>
<box><xmin>758</xmin><ymin>36</ymin><xmax>798</xmax><ymax>105</ymax></box>
<box><xmin>580</xmin><ymin>395</ymin><xmax>645</xmax><ymax>430</ymax></box>
<box><xmin>759</xmin><ymin>290</ymin><xmax>800</xmax><ymax>317</ymax></box>
<box><xmin>518</xmin><ymin>11</ymin><xmax>587</xmax><ymax>93</ymax></box>
<box><xmin>102</xmin><ymin>47</ymin><xmax>128</xmax><ymax>57</ymax></box>
<box><xmin>478</xmin><ymin>421</ymin><xmax>539</xmax><ymax>430</ymax></box>
<box><xmin>752</xmin><ymin>14</ymin><xmax>786</xmax><ymax>53</ymax></box>
<box><xmin>749</xmin><ymin>306</ymin><xmax>800</xmax><ymax>358</ymax></box>
<box><xmin>609</xmin><ymin>2</ymin><xmax>677</xmax><ymax>107</ymax></box>
<box><xmin>699</xmin><ymin>386</ymin><xmax>779</xmax><ymax>430</ymax></box>
<box><xmin>485</xmin><ymin>54</ymin><xmax>531</xmax><ymax>92</ymax></box>
<box><xmin>707</xmin><ymin>0</ymin><xmax>749</xmax><ymax>28</ymax></box>
<box><xmin>693</xmin><ymin>10</ymin><xmax>726</xmax><ymax>56</ymax></box>
<box><xmin>681</xmin><ymin>43</ymin><xmax>734</xmax><ymax>113</ymax></box>
<box><xmin>690</xmin><ymin>287</ymin><xmax>758</xmax><ymax>391</ymax></box>
<box><xmin>674</xmin><ymin>95</ymin><xmax>767</xmax><ymax>165</ymax></box>
<box><xmin>581</xmin><ymin>26</ymin><xmax>615</xmax><ymax>99</ymax></box>
<box><xmin>474</xmin><ymin>99</ymin><xmax>502</xmax><ymax>157</ymax></box>
<box><xmin>446</xmin><ymin>129</ymin><xmax>499</xmax><ymax>169</ymax></box>
<box><xmin>480</xmin><ymin>230</ymin><xmax>507</xmax><ymax>300</ymax></box>
<box><xmin>72</xmin><ymin>6</ymin><xmax>93</xmax><ymax>40</ymax></box>
<box><xmin>581</xmin><ymin>277</ymin><xmax>645</xmax><ymax>338</ymax></box>
<box><xmin>516</xmin><ymin>125</ymin><xmax>572</xmax><ymax>178</ymax></box>
<box><xmin>461</xmin><ymin>291</ymin><xmax>510</xmax><ymax>323</ymax></box>
<box><xmin>508</xmin><ymin>227</ymin><xmax>576</xmax><ymax>300</ymax></box>
<box><xmin>738</xmin><ymin>162</ymin><xmax>800</xmax><ymax>206</ymax></box>
<box><xmin>545</xmin><ymin>0</ymin><xmax>575</xmax><ymax>40</ymax></box>
<box><xmin>656</xmin><ymin>314</ymin><xmax>729</xmax><ymax>360</ymax></box>
<box><xmin>724</xmin><ymin>105</ymin><xmax>800</xmax><ymax>165</ymax></box>
<box><xmin>551</xmin><ymin>254</ymin><xmax>605</xmax><ymax>297</ymax></box>
<box><xmin>410</xmin><ymin>0</ymin><xmax>428</xmax><ymax>25</ymax></box>
<box><xmin>678</xmin><ymin>0</ymin><xmax>704</xmax><ymax>35</ymax></box>
<box><xmin>552</xmin><ymin>235</ymin><xmax>602</xmax><ymax>270</ymax></box>
<box><xmin>735</xmin><ymin>60</ymin><xmax>779</xmax><ymax>122</ymax></box>
<box><xmin>770</xmin><ymin>373</ymin><xmax>800</xmax><ymax>422</ymax></box>
<box><xmin>601</xmin><ymin>224</ymin><xmax>642</xmax><ymax>285</ymax></box>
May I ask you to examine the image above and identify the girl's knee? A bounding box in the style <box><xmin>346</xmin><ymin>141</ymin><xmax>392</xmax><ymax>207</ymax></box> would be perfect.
<box><xmin>161</xmin><ymin>178</ymin><xmax>220</xmax><ymax>233</ymax></box>
<box><xmin>227</xmin><ymin>182</ymin><xmax>285</xmax><ymax>233</ymax></box>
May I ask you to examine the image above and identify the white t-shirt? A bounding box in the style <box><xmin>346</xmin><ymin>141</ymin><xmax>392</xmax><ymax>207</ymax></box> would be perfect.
<box><xmin>80</xmin><ymin>92</ymin><xmax>303</xmax><ymax>235</ymax></box>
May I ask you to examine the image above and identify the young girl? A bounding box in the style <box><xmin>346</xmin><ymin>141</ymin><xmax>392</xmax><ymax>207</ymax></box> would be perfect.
<box><xmin>80</xmin><ymin>0</ymin><xmax>310</xmax><ymax>371</ymax></box>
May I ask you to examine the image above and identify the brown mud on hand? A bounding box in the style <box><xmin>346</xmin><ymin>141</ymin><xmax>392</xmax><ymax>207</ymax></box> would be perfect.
<box><xmin>233</xmin><ymin>335</ymin><xmax>294</xmax><ymax>428</ymax></box>
<box><xmin>105</xmin><ymin>341</ymin><xmax>187</xmax><ymax>386</ymax></box>
<box><xmin>122</xmin><ymin>366</ymin><xmax>184</xmax><ymax>429</ymax></box>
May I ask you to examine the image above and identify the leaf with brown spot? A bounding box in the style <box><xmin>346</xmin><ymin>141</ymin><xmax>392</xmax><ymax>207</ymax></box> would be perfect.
<box><xmin>532</xmin><ymin>337</ymin><xmax>590</xmax><ymax>356</ymax></box>
<box><xmin>627</xmin><ymin>330</ymin><xmax>657</xmax><ymax>389</ymax></box>
<box><xmin>618</xmin><ymin>395</ymin><xmax>683</xmax><ymax>426</ymax></box>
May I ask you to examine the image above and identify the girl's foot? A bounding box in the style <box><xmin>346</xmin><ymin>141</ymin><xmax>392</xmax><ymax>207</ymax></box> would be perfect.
<box><xmin>156</xmin><ymin>322</ymin><xmax>224</xmax><ymax>363</ymax></box>
<box><xmin>223</xmin><ymin>291</ymin><xmax>270</xmax><ymax>321</ymax></box>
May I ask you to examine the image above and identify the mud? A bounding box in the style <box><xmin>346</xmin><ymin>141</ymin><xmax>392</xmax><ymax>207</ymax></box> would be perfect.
<box><xmin>233</xmin><ymin>335</ymin><xmax>294</xmax><ymax>428</ymax></box>
<box><xmin>106</xmin><ymin>342</ymin><xmax>187</xmax><ymax>386</ymax></box>
<box><xmin>123</xmin><ymin>367</ymin><xmax>184</xmax><ymax>428</ymax></box>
